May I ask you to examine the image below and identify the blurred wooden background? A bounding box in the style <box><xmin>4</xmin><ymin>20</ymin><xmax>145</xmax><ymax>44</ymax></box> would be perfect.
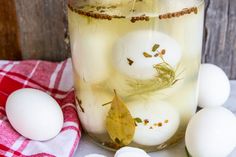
<box><xmin>0</xmin><ymin>0</ymin><xmax>235</xmax><ymax>79</ymax></box>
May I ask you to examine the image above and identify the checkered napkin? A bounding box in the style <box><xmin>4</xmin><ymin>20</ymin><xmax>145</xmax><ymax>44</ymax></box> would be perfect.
<box><xmin>0</xmin><ymin>59</ymin><xmax>81</xmax><ymax>157</ymax></box>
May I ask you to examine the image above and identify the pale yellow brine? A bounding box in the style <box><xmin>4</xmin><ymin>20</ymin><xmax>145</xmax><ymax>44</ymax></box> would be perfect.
<box><xmin>68</xmin><ymin>0</ymin><xmax>204</xmax><ymax>151</ymax></box>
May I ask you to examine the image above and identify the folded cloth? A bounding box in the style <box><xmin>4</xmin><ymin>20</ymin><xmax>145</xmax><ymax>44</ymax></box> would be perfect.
<box><xmin>0</xmin><ymin>59</ymin><xmax>81</xmax><ymax>157</ymax></box>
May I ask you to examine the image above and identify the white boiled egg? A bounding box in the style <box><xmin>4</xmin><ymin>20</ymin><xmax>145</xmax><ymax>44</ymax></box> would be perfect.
<box><xmin>6</xmin><ymin>88</ymin><xmax>63</xmax><ymax>141</ymax></box>
<box><xmin>76</xmin><ymin>86</ymin><xmax>112</xmax><ymax>134</ymax></box>
<box><xmin>185</xmin><ymin>107</ymin><xmax>236</xmax><ymax>157</ymax></box>
<box><xmin>70</xmin><ymin>21</ymin><xmax>116</xmax><ymax>84</ymax></box>
<box><xmin>113</xmin><ymin>30</ymin><xmax>182</xmax><ymax>80</ymax></box>
<box><xmin>128</xmin><ymin>99</ymin><xmax>180</xmax><ymax>146</ymax></box>
<box><xmin>198</xmin><ymin>64</ymin><xmax>230</xmax><ymax>108</ymax></box>
<box><xmin>115</xmin><ymin>147</ymin><xmax>150</xmax><ymax>157</ymax></box>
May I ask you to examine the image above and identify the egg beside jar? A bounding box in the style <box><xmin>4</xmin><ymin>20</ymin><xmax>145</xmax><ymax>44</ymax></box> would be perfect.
<box><xmin>115</xmin><ymin>146</ymin><xmax>150</xmax><ymax>157</ymax></box>
<box><xmin>6</xmin><ymin>88</ymin><xmax>64</xmax><ymax>141</ymax></box>
<box><xmin>198</xmin><ymin>64</ymin><xmax>230</xmax><ymax>108</ymax></box>
<box><xmin>185</xmin><ymin>107</ymin><xmax>236</xmax><ymax>157</ymax></box>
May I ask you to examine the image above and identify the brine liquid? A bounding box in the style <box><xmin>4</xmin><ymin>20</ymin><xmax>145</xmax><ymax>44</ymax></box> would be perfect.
<box><xmin>68</xmin><ymin>0</ymin><xmax>204</xmax><ymax>152</ymax></box>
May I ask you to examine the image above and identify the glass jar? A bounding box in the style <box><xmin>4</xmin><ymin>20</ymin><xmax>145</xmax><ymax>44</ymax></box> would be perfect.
<box><xmin>68</xmin><ymin>0</ymin><xmax>204</xmax><ymax>152</ymax></box>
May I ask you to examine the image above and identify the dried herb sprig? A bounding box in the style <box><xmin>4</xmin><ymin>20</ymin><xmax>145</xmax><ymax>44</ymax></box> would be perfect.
<box><xmin>124</xmin><ymin>62</ymin><xmax>177</xmax><ymax>98</ymax></box>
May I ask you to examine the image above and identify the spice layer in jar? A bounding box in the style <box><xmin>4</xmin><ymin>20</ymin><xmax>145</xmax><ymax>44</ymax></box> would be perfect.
<box><xmin>68</xmin><ymin>0</ymin><xmax>204</xmax><ymax>152</ymax></box>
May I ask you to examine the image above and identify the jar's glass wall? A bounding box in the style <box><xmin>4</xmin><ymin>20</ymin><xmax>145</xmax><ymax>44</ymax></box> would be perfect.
<box><xmin>68</xmin><ymin>0</ymin><xmax>204</xmax><ymax>151</ymax></box>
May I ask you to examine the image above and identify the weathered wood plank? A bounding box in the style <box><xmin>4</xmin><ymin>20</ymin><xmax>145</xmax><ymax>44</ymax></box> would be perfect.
<box><xmin>203</xmin><ymin>0</ymin><xmax>236</xmax><ymax>79</ymax></box>
<box><xmin>14</xmin><ymin>0</ymin><xmax>70</xmax><ymax>61</ymax></box>
<box><xmin>227</xmin><ymin>0</ymin><xmax>236</xmax><ymax>79</ymax></box>
<box><xmin>0</xmin><ymin>0</ymin><xmax>22</xmax><ymax>60</ymax></box>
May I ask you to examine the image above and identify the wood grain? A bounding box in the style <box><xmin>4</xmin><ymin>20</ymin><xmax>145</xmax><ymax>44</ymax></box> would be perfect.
<box><xmin>203</xmin><ymin>0</ymin><xmax>236</xmax><ymax>79</ymax></box>
<box><xmin>14</xmin><ymin>0</ymin><xmax>70</xmax><ymax>61</ymax></box>
<box><xmin>0</xmin><ymin>0</ymin><xmax>22</xmax><ymax>60</ymax></box>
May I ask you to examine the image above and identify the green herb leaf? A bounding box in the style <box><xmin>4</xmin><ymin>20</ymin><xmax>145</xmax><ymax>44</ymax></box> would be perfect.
<box><xmin>134</xmin><ymin>117</ymin><xmax>143</xmax><ymax>123</ymax></box>
<box><xmin>106</xmin><ymin>91</ymin><xmax>135</xmax><ymax>146</ymax></box>
<box><xmin>152</xmin><ymin>44</ymin><xmax>160</xmax><ymax>52</ymax></box>
<box><xmin>143</xmin><ymin>52</ymin><xmax>152</xmax><ymax>58</ymax></box>
<box><xmin>185</xmin><ymin>147</ymin><xmax>192</xmax><ymax>157</ymax></box>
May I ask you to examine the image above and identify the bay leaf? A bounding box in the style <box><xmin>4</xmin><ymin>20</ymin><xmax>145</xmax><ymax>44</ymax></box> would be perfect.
<box><xmin>105</xmin><ymin>91</ymin><xmax>135</xmax><ymax>146</ymax></box>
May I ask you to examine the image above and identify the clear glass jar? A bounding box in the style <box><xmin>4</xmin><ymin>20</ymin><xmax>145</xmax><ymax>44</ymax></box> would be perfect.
<box><xmin>68</xmin><ymin>0</ymin><xmax>204</xmax><ymax>151</ymax></box>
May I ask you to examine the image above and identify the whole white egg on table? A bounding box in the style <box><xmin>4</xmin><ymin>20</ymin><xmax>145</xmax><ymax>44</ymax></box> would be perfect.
<box><xmin>113</xmin><ymin>30</ymin><xmax>182</xmax><ymax>80</ymax></box>
<box><xmin>115</xmin><ymin>146</ymin><xmax>150</xmax><ymax>157</ymax></box>
<box><xmin>6</xmin><ymin>88</ymin><xmax>64</xmax><ymax>141</ymax></box>
<box><xmin>198</xmin><ymin>64</ymin><xmax>230</xmax><ymax>108</ymax></box>
<box><xmin>185</xmin><ymin>107</ymin><xmax>236</xmax><ymax>157</ymax></box>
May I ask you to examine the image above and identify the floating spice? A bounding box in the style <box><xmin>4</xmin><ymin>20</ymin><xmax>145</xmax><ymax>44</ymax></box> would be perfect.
<box><xmin>105</xmin><ymin>90</ymin><xmax>135</xmax><ymax>146</ymax></box>
<box><xmin>134</xmin><ymin>117</ymin><xmax>143</xmax><ymax>124</ymax></box>
<box><xmin>143</xmin><ymin>52</ymin><xmax>152</xmax><ymax>58</ymax></box>
<box><xmin>152</xmin><ymin>44</ymin><xmax>160</xmax><ymax>52</ymax></box>
<box><xmin>154</xmin><ymin>53</ymin><xmax>159</xmax><ymax>57</ymax></box>
<box><xmin>160</xmin><ymin>49</ymin><xmax>166</xmax><ymax>55</ymax></box>
<box><xmin>69</xmin><ymin>2</ymin><xmax>198</xmax><ymax>22</ymax></box>
<box><xmin>159</xmin><ymin>7</ymin><xmax>198</xmax><ymax>20</ymax></box>
<box><xmin>164</xmin><ymin>120</ymin><xmax>169</xmax><ymax>123</ymax></box>
<box><xmin>127</xmin><ymin>58</ymin><xmax>134</xmax><ymax>66</ymax></box>
<box><xmin>144</xmin><ymin>119</ymin><xmax>149</xmax><ymax>125</ymax></box>
<box><xmin>158</xmin><ymin>122</ymin><xmax>163</xmax><ymax>127</ymax></box>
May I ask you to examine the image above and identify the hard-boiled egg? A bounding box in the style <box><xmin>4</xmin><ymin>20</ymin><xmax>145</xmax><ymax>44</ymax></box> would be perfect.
<box><xmin>115</xmin><ymin>147</ymin><xmax>150</xmax><ymax>157</ymax></box>
<box><xmin>76</xmin><ymin>85</ymin><xmax>112</xmax><ymax>134</ymax></box>
<box><xmin>198</xmin><ymin>64</ymin><xmax>230</xmax><ymax>108</ymax></box>
<box><xmin>128</xmin><ymin>99</ymin><xmax>180</xmax><ymax>146</ymax></box>
<box><xmin>70</xmin><ymin>15</ymin><xmax>116</xmax><ymax>84</ymax></box>
<box><xmin>113</xmin><ymin>30</ymin><xmax>182</xmax><ymax>80</ymax></box>
<box><xmin>6</xmin><ymin>88</ymin><xmax>63</xmax><ymax>141</ymax></box>
<box><xmin>185</xmin><ymin>107</ymin><xmax>236</xmax><ymax>157</ymax></box>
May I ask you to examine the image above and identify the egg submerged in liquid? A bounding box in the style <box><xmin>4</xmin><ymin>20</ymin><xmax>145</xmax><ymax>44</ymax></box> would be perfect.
<box><xmin>76</xmin><ymin>82</ymin><xmax>113</xmax><ymax>134</ymax></box>
<box><xmin>128</xmin><ymin>99</ymin><xmax>180</xmax><ymax>146</ymax></box>
<box><xmin>113</xmin><ymin>30</ymin><xmax>182</xmax><ymax>80</ymax></box>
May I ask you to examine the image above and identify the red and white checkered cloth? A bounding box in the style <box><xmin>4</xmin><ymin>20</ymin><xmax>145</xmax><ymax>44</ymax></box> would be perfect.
<box><xmin>0</xmin><ymin>59</ymin><xmax>81</xmax><ymax>157</ymax></box>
